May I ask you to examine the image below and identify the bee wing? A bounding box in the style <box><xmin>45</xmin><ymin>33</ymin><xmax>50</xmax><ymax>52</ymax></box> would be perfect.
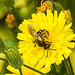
<box><xmin>27</xmin><ymin>24</ymin><xmax>37</xmax><ymax>38</ymax></box>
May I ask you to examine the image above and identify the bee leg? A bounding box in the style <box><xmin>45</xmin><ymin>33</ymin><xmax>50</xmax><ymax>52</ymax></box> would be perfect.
<box><xmin>46</xmin><ymin>41</ymin><xmax>56</xmax><ymax>50</ymax></box>
<box><xmin>46</xmin><ymin>31</ymin><xmax>49</xmax><ymax>36</ymax></box>
<box><xmin>41</xmin><ymin>30</ymin><xmax>49</xmax><ymax>38</ymax></box>
<box><xmin>33</xmin><ymin>40</ymin><xmax>37</xmax><ymax>47</ymax></box>
<box><xmin>43</xmin><ymin>31</ymin><xmax>49</xmax><ymax>38</ymax></box>
<box><xmin>46</xmin><ymin>41</ymin><xmax>51</xmax><ymax>44</ymax></box>
<box><xmin>46</xmin><ymin>50</ymin><xmax>48</xmax><ymax>57</ymax></box>
<box><xmin>34</xmin><ymin>43</ymin><xmax>36</xmax><ymax>47</ymax></box>
<box><xmin>50</xmin><ymin>49</ymin><xmax>56</xmax><ymax>50</ymax></box>
<box><xmin>41</xmin><ymin>33</ymin><xmax>48</xmax><ymax>39</ymax></box>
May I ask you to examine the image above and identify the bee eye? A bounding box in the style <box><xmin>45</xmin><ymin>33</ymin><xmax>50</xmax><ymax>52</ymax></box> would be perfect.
<box><xmin>37</xmin><ymin>30</ymin><xmax>42</xmax><ymax>35</ymax></box>
<box><xmin>37</xmin><ymin>32</ymin><xmax>41</xmax><ymax>35</ymax></box>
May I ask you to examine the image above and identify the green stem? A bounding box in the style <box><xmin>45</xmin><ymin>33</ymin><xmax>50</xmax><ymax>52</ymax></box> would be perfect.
<box><xmin>63</xmin><ymin>59</ymin><xmax>70</xmax><ymax>75</ymax></box>
<box><xmin>19</xmin><ymin>68</ymin><xmax>23</xmax><ymax>75</ymax></box>
<box><xmin>52</xmin><ymin>64</ymin><xmax>56</xmax><ymax>73</ymax></box>
<box><xmin>0</xmin><ymin>58</ymin><xmax>7</xmax><ymax>61</ymax></box>
<box><xmin>23</xmin><ymin>64</ymin><xmax>45</xmax><ymax>75</ymax></box>
<box><xmin>63</xmin><ymin>57</ymin><xmax>74</xmax><ymax>75</ymax></box>
<box><xmin>68</xmin><ymin>57</ymin><xmax>74</xmax><ymax>75</ymax></box>
<box><xmin>8</xmin><ymin>6</ymin><xmax>23</xmax><ymax>24</ymax></box>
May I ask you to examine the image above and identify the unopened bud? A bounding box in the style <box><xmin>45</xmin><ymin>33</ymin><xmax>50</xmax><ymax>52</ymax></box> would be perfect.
<box><xmin>36</xmin><ymin>0</ymin><xmax>53</xmax><ymax>13</ymax></box>
<box><xmin>63</xmin><ymin>9</ymin><xmax>72</xmax><ymax>24</ymax></box>
<box><xmin>5</xmin><ymin>13</ymin><xmax>16</xmax><ymax>28</ymax></box>
<box><xmin>5</xmin><ymin>48</ymin><xmax>23</xmax><ymax>69</ymax></box>
<box><xmin>5</xmin><ymin>13</ymin><xmax>16</xmax><ymax>24</ymax></box>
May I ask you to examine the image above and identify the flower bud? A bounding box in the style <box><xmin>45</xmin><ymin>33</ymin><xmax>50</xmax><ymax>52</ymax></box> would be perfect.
<box><xmin>5</xmin><ymin>13</ymin><xmax>16</xmax><ymax>28</ymax></box>
<box><xmin>63</xmin><ymin>9</ymin><xmax>72</xmax><ymax>24</ymax></box>
<box><xmin>5</xmin><ymin>48</ymin><xmax>23</xmax><ymax>69</ymax></box>
<box><xmin>36</xmin><ymin>0</ymin><xmax>53</xmax><ymax>13</ymax></box>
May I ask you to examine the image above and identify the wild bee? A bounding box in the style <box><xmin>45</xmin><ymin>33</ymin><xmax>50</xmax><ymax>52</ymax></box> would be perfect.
<box><xmin>27</xmin><ymin>24</ymin><xmax>51</xmax><ymax>50</ymax></box>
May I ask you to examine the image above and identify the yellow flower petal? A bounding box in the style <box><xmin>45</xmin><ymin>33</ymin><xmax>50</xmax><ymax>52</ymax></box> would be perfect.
<box><xmin>7</xmin><ymin>65</ymin><xmax>19</xmax><ymax>74</ymax></box>
<box><xmin>65</xmin><ymin>42</ymin><xmax>75</xmax><ymax>48</ymax></box>
<box><xmin>5</xmin><ymin>74</ymin><xmax>17</xmax><ymax>75</ymax></box>
<box><xmin>47</xmin><ymin>9</ymin><xmax>53</xmax><ymax>32</ymax></box>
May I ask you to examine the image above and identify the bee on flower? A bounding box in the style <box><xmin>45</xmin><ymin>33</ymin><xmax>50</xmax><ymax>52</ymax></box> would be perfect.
<box><xmin>17</xmin><ymin>9</ymin><xmax>75</xmax><ymax>73</ymax></box>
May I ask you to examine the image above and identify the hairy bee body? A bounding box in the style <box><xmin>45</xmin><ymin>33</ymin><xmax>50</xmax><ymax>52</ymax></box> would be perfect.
<box><xmin>28</xmin><ymin>24</ymin><xmax>50</xmax><ymax>50</ymax></box>
<box><xmin>36</xmin><ymin>39</ymin><xmax>50</xmax><ymax>49</ymax></box>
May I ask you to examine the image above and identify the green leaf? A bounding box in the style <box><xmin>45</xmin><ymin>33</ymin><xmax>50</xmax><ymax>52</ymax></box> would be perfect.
<box><xmin>0</xmin><ymin>38</ymin><xmax>6</xmax><ymax>53</ymax></box>
<box><xmin>53</xmin><ymin>2</ymin><xmax>64</xmax><ymax>14</ymax></box>
<box><xmin>0</xmin><ymin>0</ymin><xmax>15</xmax><ymax>8</ymax></box>
<box><xmin>3</xmin><ymin>39</ymin><xmax>18</xmax><ymax>50</ymax></box>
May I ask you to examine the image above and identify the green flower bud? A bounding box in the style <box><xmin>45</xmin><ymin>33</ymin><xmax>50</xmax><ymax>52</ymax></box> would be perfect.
<box><xmin>0</xmin><ymin>38</ymin><xmax>6</xmax><ymax>53</ymax></box>
<box><xmin>5</xmin><ymin>48</ymin><xmax>23</xmax><ymax>69</ymax></box>
<box><xmin>53</xmin><ymin>2</ymin><xmax>64</xmax><ymax>14</ymax></box>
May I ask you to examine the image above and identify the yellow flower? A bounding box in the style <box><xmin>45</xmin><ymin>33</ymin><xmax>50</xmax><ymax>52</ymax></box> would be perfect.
<box><xmin>5</xmin><ymin>65</ymin><xmax>50</xmax><ymax>75</ymax></box>
<box><xmin>17</xmin><ymin>9</ymin><xmax>75</xmax><ymax>71</ymax></box>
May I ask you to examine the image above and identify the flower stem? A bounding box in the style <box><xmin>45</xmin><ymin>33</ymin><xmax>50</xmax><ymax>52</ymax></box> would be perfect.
<box><xmin>63</xmin><ymin>59</ymin><xmax>70</xmax><ymax>75</ymax></box>
<box><xmin>23</xmin><ymin>64</ymin><xmax>45</xmax><ymax>75</ymax></box>
<box><xmin>52</xmin><ymin>64</ymin><xmax>56</xmax><ymax>73</ymax></box>
<box><xmin>63</xmin><ymin>57</ymin><xmax>74</xmax><ymax>75</ymax></box>
<box><xmin>19</xmin><ymin>68</ymin><xmax>23</xmax><ymax>75</ymax></box>
<box><xmin>68</xmin><ymin>57</ymin><xmax>74</xmax><ymax>75</ymax></box>
<box><xmin>8</xmin><ymin>6</ymin><xmax>23</xmax><ymax>24</ymax></box>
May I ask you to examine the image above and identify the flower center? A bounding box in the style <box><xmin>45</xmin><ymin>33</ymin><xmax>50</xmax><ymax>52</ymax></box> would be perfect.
<box><xmin>34</xmin><ymin>29</ymin><xmax>51</xmax><ymax>50</ymax></box>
